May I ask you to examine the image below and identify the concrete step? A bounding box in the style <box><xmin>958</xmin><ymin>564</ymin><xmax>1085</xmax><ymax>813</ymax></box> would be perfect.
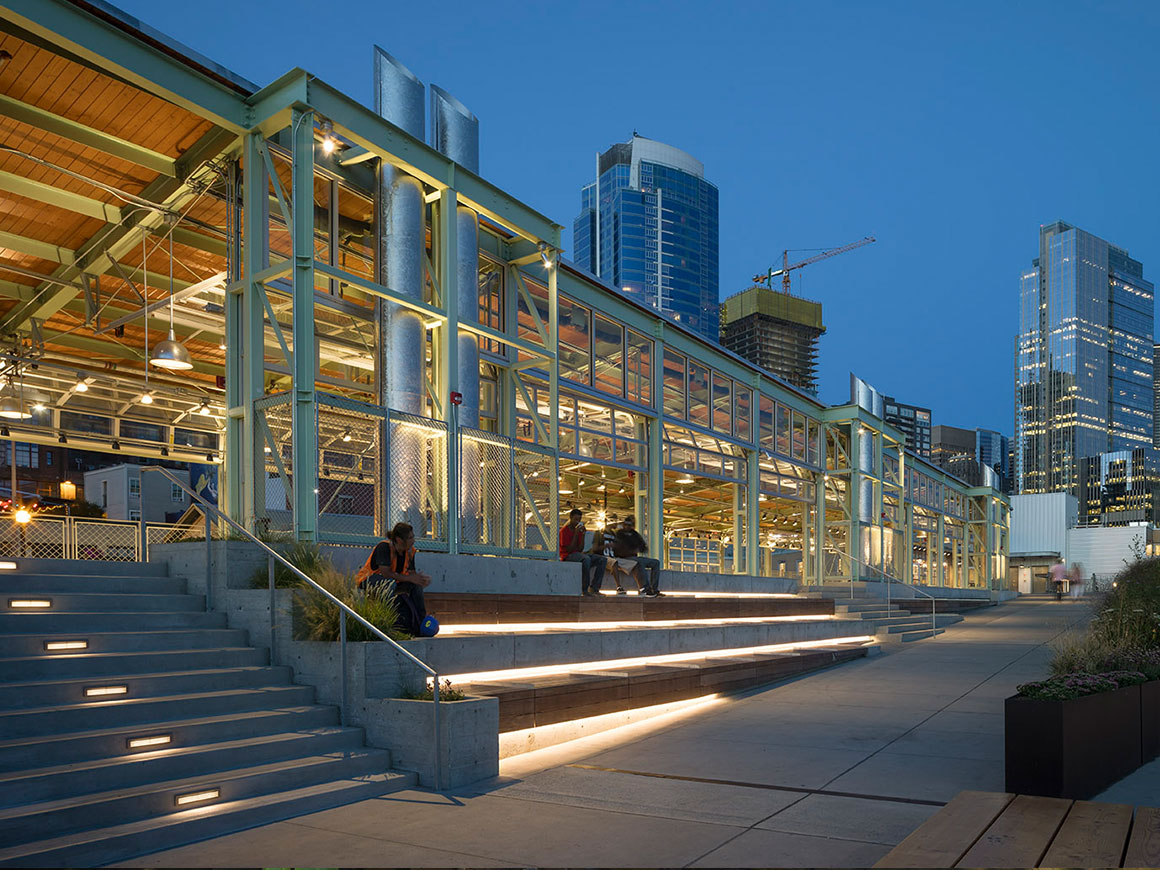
<box><xmin>0</xmin><ymin>574</ymin><xmax>187</xmax><ymax>595</ymax></box>
<box><xmin>0</xmin><ymin>591</ymin><xmax>204</xmax><ymax>614</ymax></box>
<box><xmin>0</xmin><ymin>705</ymin><xmax>339</xmax><ymax>771</ymax></box>
<box><xmin>0</xmin><ymin>748</ymin><xmax>399</xmax><ymax>861</ymax></box>
<box><xmin>0</xmin><ymin>559</ymin><xmax>169</xmax><ymax>577</ymax></box>
<box><xmin>834</xmin><ymin>607</ymin><xmax>905</xmax><ymax>619</ymax></box>
<box><xmin>0</xmin><ymin>726</ymin><xmax>367</xmax><ymax>810</ymax></box>
<box><xmin>0</xmin><ymin>665</ymin><xmax>293</xmax><ymax>710</ymax></box>
<box><xmin>0</xmin><ymin>610</ymin><xmax>229</xmax><ymax>634</ymax></box>
<box><xmin>0</xmin><ymin>628</ymin><xmax>250</xmax><ymax>658</ymax></box>
<box><xmin>0</xmin><ymin>770</ymin><xmax>414</xmax><ymax>868</ymax></box>
<box><xmin>0</xmin><ymin>646</ymin><xmax>269</xmax><ymax>682</ymax></box>
<box><xmin>898</xmin><ymin>628</ymin><xmax>946</xmax><ymax>642</ymax></box>
<box><xmin>833</xmin><ymin>602</ymin><xmax>904</xmax><ymax>613</ymax></box>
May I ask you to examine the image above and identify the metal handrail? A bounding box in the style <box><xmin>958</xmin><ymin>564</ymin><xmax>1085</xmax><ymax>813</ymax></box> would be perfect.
<box><xmin>821</xmin><ymin>547</ymin><xmax>938</xmax><ymax>638</ymax></box>
<box><xmin>141</xmin><ymin>466</ymin><xmax>445</xmax><ymax>790</ymax></box>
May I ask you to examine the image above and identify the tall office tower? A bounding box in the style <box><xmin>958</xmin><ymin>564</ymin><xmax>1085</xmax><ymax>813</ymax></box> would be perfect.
<box><xmin>883</xmin><ymin>396</ymin><xmax>932</xmax><ymax>457</ymax></box>
<box><xmin>1078</xmin><ymin>448</ymin><xmax>1160</xmax><ymax>527</ymax></box>
<box><xmin>1154</xmin><ymin>342</ymin><xmax>1160</xmax><ymax>448</ymax></box>
<box><xmin>1015</xmin><ymin>221</ymin><xmax>1154</xmax><ymax>495</ymax></box>
<box><xmin>719</xmin><ymin>286</ymin><xmax>824</xmax><ymax>392</ymax></box>
<box><xmin>932</xmin><ymin>425</ymin><xmax>981</xmax><ymax>484</ymax></box>
<box><xmin>573</xmin><ymin>134</ymin><xmax>720</xmax><ymax>340</ymax></box>
<box><xmin>976</xmin><ymin>428</ymin><xmax>1011</xmax><ymax>493</ymax></box>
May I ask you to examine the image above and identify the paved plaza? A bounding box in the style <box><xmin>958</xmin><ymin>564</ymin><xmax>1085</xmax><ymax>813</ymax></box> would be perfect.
<box><xmin>120</xmin><ymin>597</ymin><xmax>1102</xmax><ymax>868</ymax></box>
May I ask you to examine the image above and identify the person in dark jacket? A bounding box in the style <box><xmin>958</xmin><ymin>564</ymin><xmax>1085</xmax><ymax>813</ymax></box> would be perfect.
<box><xmin>613</xmin><ymin>515</ymin><xmax>662</xmax><ymax>597</ymax></box>
<box><xmin>356</xmin><ymin>522</ymin><xmax>431</xmax><ymax>634</ymax></box>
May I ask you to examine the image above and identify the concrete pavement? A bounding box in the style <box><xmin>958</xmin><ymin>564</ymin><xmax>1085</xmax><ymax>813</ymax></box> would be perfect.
<box><xmin>118</xmin><ymin>597</ymin><xmax>1096</xmax><ymax>868</ymax></box>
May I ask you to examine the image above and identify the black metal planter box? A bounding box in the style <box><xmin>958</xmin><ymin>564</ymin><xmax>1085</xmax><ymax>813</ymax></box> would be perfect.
<box><xmin>1143</xmin><ymin>680</ymin><xmax>1160</xmax><ymax>762</ymax></box>
<box><xmin>1005</xmin><ymin>684</ymin><xmax>1142</xmax><ymax>799</ymax></box>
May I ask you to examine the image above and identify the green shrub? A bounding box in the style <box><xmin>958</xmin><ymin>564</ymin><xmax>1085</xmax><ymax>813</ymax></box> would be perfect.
<box><xmin>401</xmin><ymin>678</ymin><xmax>468</xmax><ymax>701</ymax></box>
<box><xmin>1089</xmin><ymin>557</ymin><xmax>1160</xmax><ymax>650</ymax></box>
<box><xmin>292</xmin><ymin>564</ymin><xmax>408</xmax><ymax>643</ymax></box>
<box><xmin>1017</xmin><ymin>671</ymin><xmax>1147</xmax><ymax>701</ymax></box>
<box><xmin>249</xmin><ymin>540</ymin><xmax>330</xmax><ymax>589</ymax></box>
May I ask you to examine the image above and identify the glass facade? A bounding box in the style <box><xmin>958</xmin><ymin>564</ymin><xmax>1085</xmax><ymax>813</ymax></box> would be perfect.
<box><xmin>1016</xmin><ymin>221</ymin><xmax>1154</xmax><ymax>495</ymax></box>
<box><xmin>572</xmin><ymin>135</ymin><xmax>720</xmax><ymax>341</ymax></box>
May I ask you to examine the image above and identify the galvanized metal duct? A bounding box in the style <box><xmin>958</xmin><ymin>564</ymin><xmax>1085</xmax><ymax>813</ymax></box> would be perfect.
<box><xmin>857</xmin><ymin>427</ymin><xmax>875</xmax><ymax>525</ymax></box>
<box><xmin>375</xmin><ymin>48</ymin><xmax>427</xmax><ymax>530</ymax></box>
<box><xmin>430</xmin><ymin>84</ymin><xmax>482</xmax><ymax>537</ymax></box>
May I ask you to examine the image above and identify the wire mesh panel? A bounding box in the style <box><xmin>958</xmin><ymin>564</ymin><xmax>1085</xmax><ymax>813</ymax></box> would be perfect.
<box><xmin>513</xmin><ymin>440</ymin><xmax>556</xmax><ymax>556</ymax></box>
<box><xmin>317</xmin><ymin>395</ymin><xmax>385</xmax><ymax>545</ymax></box>
<box><xmin>459</xmin><ymin>427</ymin><xmax>511</xmax><ymax>553</ymax></box>
<box><xmin>0</xmin><ymin>517</ymin><xmax>66</xmax><ymax>559</ymax></box>
<box><xmin>73</xmin><ymin>519</ymin><xmax>139</xmax><ymax>562</ymax></box>
<box><xmin>144</xmin><ymin>514</ymin><xmax>213</xmax><ymax>559</ymax></box>
<box><xmin>254</xmin><ymin>393</ymin><xmax>294</xmax><ymax>537</ymax></box>
<box><xmin>386</xmin><ymin>410</ymin><xmax>448</xmax><ymax>549</ymax></box>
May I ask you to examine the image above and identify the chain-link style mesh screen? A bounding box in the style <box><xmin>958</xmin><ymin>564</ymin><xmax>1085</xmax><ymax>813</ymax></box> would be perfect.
<box><xmin>513</xmin><ymin>441</ymin><xmax>556</xmax><ymax>556</ymax></box>
<box><xmin>255</xmin><ymin>393</ymin><xmax>294</xmax><ymax>537</ymax></box>
<box><xmin>459</xmin><ymin>428</ymin><xmax>510</xmax><ymax>552</ymax></box>
<box><xmin>317</xmin><ymin>396</ymin><xmax>384</xmax><ymax>544</ymax></box>
<box><xmin>74</xmin><ymin>519</ymin><xmax>139</xmax><ymax>561</ymax></box>
<box><xmin>0</xmin><ymin>517</ymin><xmax>66</xmax><ymax>559</ymax></box>
<box><xmin>386</xmin><ymin>410</ymin><xmax>448</xmax><ymax>549</ymax></box>
<box><xmin>144</xmin><ymin>511</ymin><xmax>216</xmax><ymax>559</ymax></box>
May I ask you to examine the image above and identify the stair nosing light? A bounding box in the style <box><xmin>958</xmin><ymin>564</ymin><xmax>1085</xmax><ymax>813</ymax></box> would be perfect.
<box><xmin>44</xmin><ymin>640</ymin><xmax>88</xmax><ymax>651</ymax></box>
<box><xmin>84</xmin><ymin>685</ymin><xmax>128</xmax><ymax>697</ymax></box>
<box><xmin>174</xmin><ymin>787</ymin><xmax>219</xmax><ymax>806</ymax></box>
<box><xmin>127</xmin><ymin>734</ymin><xmax>172</xmax><ymax>750</ymax></box>
<box><xmin>8</xmin><ymin>598</ymin><xmax>51</xmax><ymax>608</ymax></box>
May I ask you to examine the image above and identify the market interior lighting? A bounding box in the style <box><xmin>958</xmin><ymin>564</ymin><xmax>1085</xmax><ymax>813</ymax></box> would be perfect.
<box><xmin>538</xmin><ymin>242</ymin><xmax>553</xmax><ymax>270</ymax></box>
<box><xmin>150</xmin><ymin>233</ymin><xmax>193</xmax><ymax>370</ymax></box>
<box><xmin>320</xmin><ymin>120</ymin><xmax>337</xmax><ymax>155</ymax></box>
<box><xmin>341</xmin><ymin>428</ymin><xmax>352</xmax><ymax>442</ymax></box>
<box><xmin>45</xmin><ymin>639</ymin><xmax>88</xmax><ymax>651</ymax></box>
<box><xmin>74</xmin><ymin>374</ymin><xmax>89</xmax><ymax>392</ymax></box>
<box><xmin>0</xmin><ymin>396</ymin><xmax>29</xmax><ymax>420</ymax></box>
<box><xmin>198</xmin><ymin>400</ymin><xmax>211</xmax><ymax>416</ymax></box>
<box><xmin>139</xmin><ymin>390</ymin><xmax>153</xmax><ymax>405</ymax></box>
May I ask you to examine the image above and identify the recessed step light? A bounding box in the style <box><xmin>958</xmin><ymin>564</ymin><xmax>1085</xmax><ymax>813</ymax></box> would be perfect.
<box><xmin>44</xmin><ymin>640</ymin><xmax>88</xmax><ymax>651</ymax></box>
<box><xmin>9</xmin><ymin>599</ymin><xmax>51</xmax><ymax>608</ymax></box>
<box><xmin>175</xmin><ymin>788</ymin><xmax>219</xmax><ymax>806</ymax></box>
<box><xmin>0</xmin><ymin>561</ymin><xmax>17</xmax><ymax>570</ymax></box>
<box><xmin>84</xmin><ymin>685</ymin><xmax>128</xmax><ymax>697</ymax></box>
<box><xmin>127</xmin><ymin>734</ymin><xmax>172</xmax><ymax>750</ymax></box>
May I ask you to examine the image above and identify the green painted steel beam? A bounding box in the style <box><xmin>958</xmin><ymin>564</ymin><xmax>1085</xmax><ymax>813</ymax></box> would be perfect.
<box><xmin>0</xmin><ymin>229</ymin><xmax>75</xmax><ymax>265</ymax></box>
<box><xmin>0</xmin><ymin>170</ymin><xmax>122</xmax><ymax>222</ymax></box>
<box><xmin>290</xmin><ymin>107</ymin><xmax>317</xmax><ymax>541</ymax></box>
<box><xmin>0</xmin><ymin>93</ymin><xmax>176</xmax><ymax>176</ymax></box>
<box><xmin>0</xmin><ymin>0</ymin><xmax>249</xmax><ymax>132</ymax></box>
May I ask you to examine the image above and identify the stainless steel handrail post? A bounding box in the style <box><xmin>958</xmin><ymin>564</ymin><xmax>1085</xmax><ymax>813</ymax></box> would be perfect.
<box><xmin>432</xmin><ymin>674</ymin><xmax>442</xmax><ymax>791</ymax></box>
<box><xmin>142</xmin><ymin>466</ymin><xmax>445</xmax><ymax>790</ymax></box>
<box><xmin>340</xmin><ymin>610</ymin><xmax>347</xmax><ymax>727</ymax></box>
<box><xmin>268</xmin><ymin>554</ymin><xmax>276</xmax><ymax>660</ymax></box>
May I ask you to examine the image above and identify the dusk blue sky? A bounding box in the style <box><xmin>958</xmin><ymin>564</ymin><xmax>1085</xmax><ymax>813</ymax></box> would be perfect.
<box><xmin>115</xmin><ymin>0</ymin><xmax>1160</xmax><ymax>436</ymax></box>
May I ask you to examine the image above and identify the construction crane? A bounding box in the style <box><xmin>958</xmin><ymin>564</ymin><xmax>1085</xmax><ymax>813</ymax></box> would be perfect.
<box><xmin>753</xmin><ymin>236</ymin><xmax>876</xmax><ymax>294</ymax></box>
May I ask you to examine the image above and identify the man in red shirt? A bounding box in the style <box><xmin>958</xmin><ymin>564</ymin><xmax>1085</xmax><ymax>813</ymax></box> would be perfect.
<box><xmin>559</xmin><ymin>508</ymin><xmax>606</xmax><ymax>596</ymax></box>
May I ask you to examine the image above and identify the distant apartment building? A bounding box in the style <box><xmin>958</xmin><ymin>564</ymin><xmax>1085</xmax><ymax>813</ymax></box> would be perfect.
<box><xmin>573</xmin><ymin>134</ymin><xmax>720</xmax><ymax>340</ymax></box>
<box><xmin>1016</xmin><ymin>220</ymin><xmax>1154</xmax><ymax>494</ymax></box>
<box><xmin>884</xmin><ymin>396</ymin><xmax>932</xmax><ymax>458</ymax></box>
<box><xmin>932</xmin><ymin>425</ymin><xmax>981</xmax><ymax>485</ymax></box>
<box><xmin>83</xmin><ymin>464</ymin><xmax>191</xmax><ymax>522</ymax></box>
<box><xmin>719</xmin><ymin>286</ymin><xmax>824</xmax><ymax>393</ymax></box>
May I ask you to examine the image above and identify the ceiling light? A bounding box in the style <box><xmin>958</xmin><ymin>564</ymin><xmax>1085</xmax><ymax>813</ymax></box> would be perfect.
<box><xmin>198</xmin><ymin>400</ymin><xmax>211</xmax><ymax>416</ymax></box>
<box><xmin>206</xmin><ymin>452</ymin><xmax>214</xmax><ymax>462</ymax></box>
<box><xmin>0</xmin><ymin>396</ymin><xmax>29</xmax><ymax>420</ymax></box>
<box><xmin>538</xmin><ymin>242</ymin><xmax>553</xmax><ymax>270</ymax></box>
<box><xmin>341</xmin><ymin>429</ymin><xmax>351</xmax><ymax>443</ymax></box>
<box><xmin>111</xmin><ymin>440</ymin><xmax>120</xmax><ymax>450</ymax></box>
<box><xmin>31</xmin><ymin>402</ymin><xmax>45</xmax><ymax>413</ymax></box>
<box><xmin>139</xmin><ymin>390</ymin><xmax>153</xmax><ymax>405</ymax></box>
<box><xmin>74</xmin><ymin>374</ymin><xmax>88</xmax><ymax>392</ymax></box>
<box><xmin>321</xmin><ymin>120</ymin><xmax>337</xmax><ymax>155</ymax></box>
<box><xmin>151</xmin><ymin>330</ymin><xmax>193</xmax><ymax>370</ymax></box>
<box><xmin>160</xmin><ymin>446</ymin><xmax>169</xmax><ymax>457</ymax></box>
<box><xmin>0</xmin><ymin>427</ymin><xmax>7</xmax><ymax>438</ymax></box>
<box><xmin>218</xmin><ymin>341</ymin><xmax>227</xmax><ymax>351</ymax></box>
<box><xmin>58</xmin><ymin>433</ymin><xmax>67</xmax><ymax>444</ymax></box>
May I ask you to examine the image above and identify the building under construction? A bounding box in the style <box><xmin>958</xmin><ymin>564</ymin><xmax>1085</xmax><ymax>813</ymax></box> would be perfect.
<box><xmin>719</xmin><ymin>285</ymin><xmax>824</xmax><ymax>393</ymax></box>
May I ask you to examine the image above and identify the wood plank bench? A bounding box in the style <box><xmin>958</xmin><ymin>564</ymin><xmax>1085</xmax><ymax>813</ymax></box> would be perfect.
<box><xmin>875</xmin><ymin>790</ymin><xmax>1160</xmax><ymax>868</ymax></box>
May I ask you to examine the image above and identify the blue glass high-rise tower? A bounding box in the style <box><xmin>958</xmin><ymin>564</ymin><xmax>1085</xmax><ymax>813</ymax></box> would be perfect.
<box><xmin>573</xmin><ymin>135</ymin><xmax>720</xmax><ymax>340</ymax></box>
<box><xmin>1015</xmin><ymin>221</ymin><xmax>1154</xmax><ymax>494</ymax></box>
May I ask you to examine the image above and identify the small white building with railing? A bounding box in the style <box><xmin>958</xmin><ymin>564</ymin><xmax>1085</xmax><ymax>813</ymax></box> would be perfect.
<box><xmin>83</xmin><ymin>464</ymin><xmax>191</xmax><ymax>523</ymax></box>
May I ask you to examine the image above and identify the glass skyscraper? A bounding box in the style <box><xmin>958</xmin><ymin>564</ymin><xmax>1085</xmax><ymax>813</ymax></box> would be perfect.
<box><xmin>573</xmin><ymin>135</ymin><xmax>720</xmax><ymax>340</ymax></box>
<box><xmin>1015</xmin><ymin>221</ymin><xmax>1154</xmax><ymax>494</ymax></box>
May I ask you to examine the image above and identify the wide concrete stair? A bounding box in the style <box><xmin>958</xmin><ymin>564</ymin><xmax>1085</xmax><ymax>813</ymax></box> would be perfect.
<box><xmin>0</xmin><ymin>561</ymin><xmax>416</xmax><ymax>868</ymax></box>
<box><xmin>422</xmin><ymin>590</ymin><xmax>879</xmax><ymax>735</ymax></box>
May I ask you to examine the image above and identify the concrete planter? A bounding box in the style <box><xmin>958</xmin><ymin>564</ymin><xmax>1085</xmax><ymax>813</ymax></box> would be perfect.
<box><xmin>367</xmin><ymin>696</ymin><xmax>498</xmax><ymax>789</ymax></box>
<box><xmin>1005</xmin><ymin>685</ymin><xmax>1142</xmax><ymax>799</ymax></box>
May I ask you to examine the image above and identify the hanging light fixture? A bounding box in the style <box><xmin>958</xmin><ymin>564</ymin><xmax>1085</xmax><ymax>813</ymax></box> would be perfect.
<box><xmin>320</xmin><ymin>120</ymin><xmax>337</xmax><ymax>155</ymax></box>
<box><xmin>198</xmin><ymin>400</ymin><xmax>211</xmax><ymax>416</ymax></box>
<box><xmin>74</xmin><ymin>373</ymin><xmax>88</xmax><ymax>393</ymax></box>
<box><xmin>0</xmin><ymin>376</ymin><xmax>29</xmax><ymax>420</ymax></box>
<box><xmin>139</xmin><ymin>390</ymin><xmax>154</xmax><ymax>405</ymax></box>
<box><xmin>150</xmin><ymin>231</ymin><xmax>193</xmax><ymax>371</ymax></box>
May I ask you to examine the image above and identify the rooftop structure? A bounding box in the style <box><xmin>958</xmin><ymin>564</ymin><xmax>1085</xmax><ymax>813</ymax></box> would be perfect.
<box><xmin>719</xmin><ymin>285</ymin><xmax>824</xmax><ymax>393</ymax></box>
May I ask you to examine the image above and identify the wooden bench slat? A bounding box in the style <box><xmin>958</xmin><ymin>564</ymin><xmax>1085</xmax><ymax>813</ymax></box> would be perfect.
<box><xmin>955</xmin><ymin>794</ymin><xmax>1071</xmax><ymax>869</ymax></box>
<box><xmin>1125</xmin><ymin>806</ymin><xmax>1160</xmax><ymax>869</ymax></box>
<box><xmin>1041</xmin><ymin>799</ymin><xmax>1133</xmax><ymax>868</ymax></box>
<box><xmin>874</xmin><ymin>791</ymin><xmax>1015</xmax><ymax>868</ymax></box>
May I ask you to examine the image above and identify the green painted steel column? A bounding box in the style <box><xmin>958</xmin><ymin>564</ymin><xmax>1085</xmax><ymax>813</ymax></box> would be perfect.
<box><xmin>904</xmin><ymin>502</ymin><xmax>914</xmax><ymax>585</ymax></box>
<box><xmin>290</xmin><ymin>109</ymin><xmax>317</xmax><ymax>542</ymax></box>
<box><xmin>936</xmin><ymin>512</ymin><xmax>946</xmax><ymax>587</ymax></box>
<box><xmin>224</xmin><ymin>155</ymin><xmax>243</xmax><ymax>524</ymax></box>
<box><xmin>848</xmin><ymin>424</ymin><xmax>861</xmax><ymax>581</ymax></box>
<box><xmin>814</xmin><ymin>469</ymin><xmax>825</xmax><ymax>586</ymax></box>
<box><xmin>438</xmin><ymin>188</ymin><xmax>460</xmax><ymax>553</ymax></box>
<box><xmin>745</xmin><ymin>449</ymin><xmax>759</xmax><ymax>576</ymax></box>
<box><xmin>647</xmin><ymin>411</ymin><xmax>663</xmax><ymax>568</ymax></box>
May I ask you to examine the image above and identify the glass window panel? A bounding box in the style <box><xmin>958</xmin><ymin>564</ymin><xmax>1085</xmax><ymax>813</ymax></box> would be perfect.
<box><xmin>626</xmin><ymin>330</ymin><xmax>653</xmax><ymax>407</ymax></box>
<box><xmin>759</xmin><ymin>396</ymin><xmax>774</xmax><ymax>447</ymax></box>
<box><xmin>807</xmin><ymin>419</ymin><xmax>820</xmax><ymax>466</ymax></box>
<box><xmin>577</xmin><ymin>399</ymin><xmax>611</xmax><ymax>433</ymax></box>
<box><xmin>592</xmin><ymin>314</ymin><xmax>624</xmax><ymax>396</ymax></box>
<box><xmin>663</xmin><ymin>350</ymin><xmax>686</xmax><ymax>419</ymax></box>
<box><xmin>735</xmin><ymin>385</ymin><xmax>752</xmax><ymax>443</ymax></box>
<box><xmin>516</xmin><ymin>278</ymin><xmax>549</xmax><ymax>349</ymax></box>
<box><xmin>557</xmin><ymin>296</ymin><xmax>591</xmax><ymax>384</ymax></box>
<box><xmin>712</xmin><ymin>373</ymin><xmax>732</xmax><ymax>435</ymax></box>
<box><xmin>776</xmin><ymin>404</ymin><xmax>791</xmax><ymax>455</ymax></box>
<box><xmin>792</xmin><ymin>411</ymin><xmax>806</xmax><ymax>461</ymax></box>
<box><xmin>478</xmin><ymin>258</ymin><xmax>504</xmax><ymax>355</ymax></box>
<box><xmin>688</xmin><ymin>361</ymin><xmax>709</xmax><ymax>428</ymax></box>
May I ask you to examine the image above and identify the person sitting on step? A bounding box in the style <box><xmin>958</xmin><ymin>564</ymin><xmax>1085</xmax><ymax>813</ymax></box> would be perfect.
<box><xmin>356</xmin><ymin>522</ymin><xmax>431</xmax><ymax>635</ymax></box>
<box><xmin>613</xmin><ymin>515</ymin><xmax>663</xmax><ymax>597</ymax></box>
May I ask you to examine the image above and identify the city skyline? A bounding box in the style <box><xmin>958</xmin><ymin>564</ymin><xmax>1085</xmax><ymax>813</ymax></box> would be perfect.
<box><xmin>107</xmin><ymin>0</ymin><xmax>1160</xmax><ymax>437</ymax></box>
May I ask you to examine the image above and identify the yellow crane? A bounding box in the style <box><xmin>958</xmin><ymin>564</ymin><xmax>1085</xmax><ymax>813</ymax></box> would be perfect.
<box><xmin>754</xmin><ymin>235</ymin><xmax>876</xmax><ymax>293</ymax></box>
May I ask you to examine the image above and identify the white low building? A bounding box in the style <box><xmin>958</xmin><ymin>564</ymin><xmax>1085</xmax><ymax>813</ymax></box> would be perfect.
<box><xmin>83</xmin><ymin>465</ymin><xmax>191</xmax><ymax>523</ymax></box>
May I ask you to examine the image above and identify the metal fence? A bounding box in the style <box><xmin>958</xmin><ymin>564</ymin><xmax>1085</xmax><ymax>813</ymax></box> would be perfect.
<box><xmin>0</xmin><ymin>515</ymin><xmax>208</xmax><ymax>561</ymax></box>
<box><xmin>254</xmin><ymin>392</ymin><xmax>294</xmax><ymax>537</ymax></box>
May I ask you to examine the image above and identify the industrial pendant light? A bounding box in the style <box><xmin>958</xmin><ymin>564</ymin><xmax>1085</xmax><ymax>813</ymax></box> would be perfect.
<box><xmin>150</xmin><ymin>231</ymin><xmax>193</xmax><ymax>371</ymax></box>
<box><xmin>0</xmin><ymin>375</ymin><xmax>29</xmax><ymax>420</ymax></box>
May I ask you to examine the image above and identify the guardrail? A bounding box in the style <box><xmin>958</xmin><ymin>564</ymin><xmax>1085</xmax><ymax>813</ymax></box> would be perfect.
<box><xmin>821</xmin><ymin>547</ymin><xmax>938</xmax><ymax>637</ymax></box>
<box><xmin>140</xmin><ymin>466</ymin><xmax>446</xmax><ymax>790</ymax></box>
